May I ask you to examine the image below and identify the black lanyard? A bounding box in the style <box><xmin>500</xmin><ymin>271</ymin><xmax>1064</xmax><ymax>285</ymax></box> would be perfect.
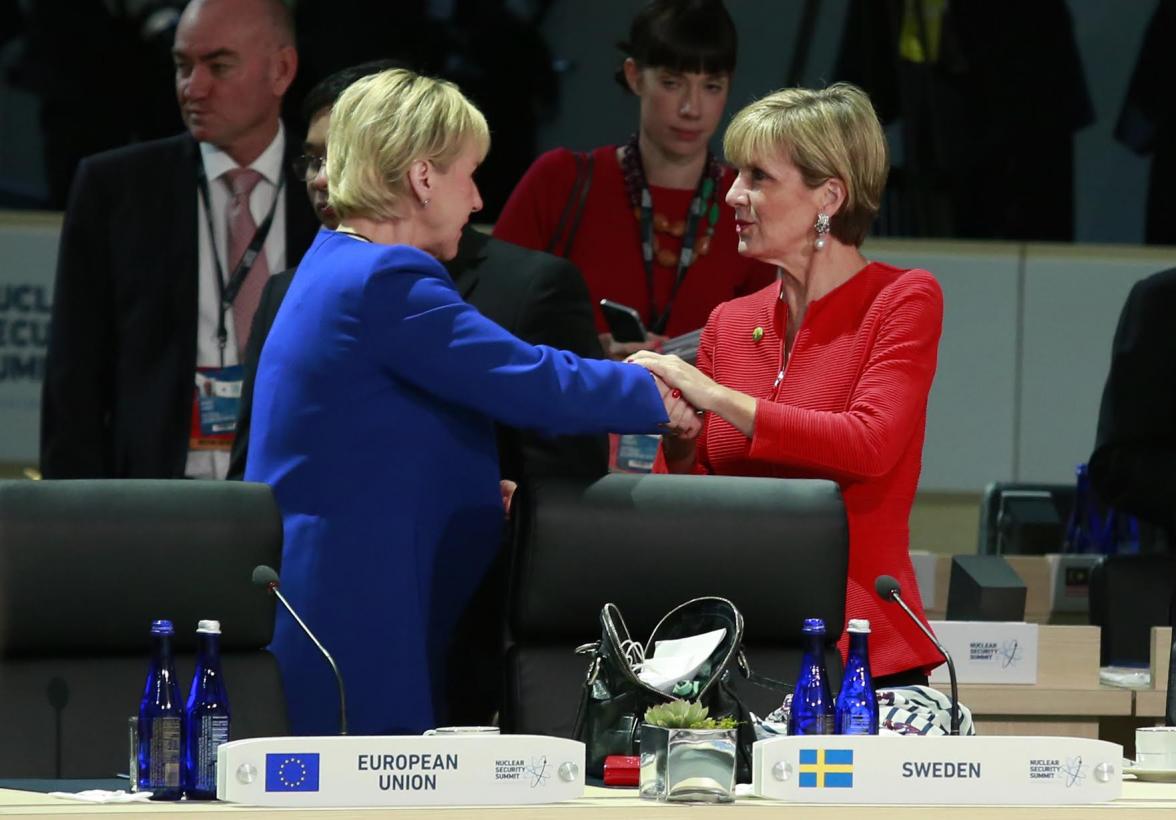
<box><xmin>626</xmin><ymin>139</ymin><xmax>718</xmax><ymax>336</ymax></box>
<box><xmin>637</xmin><ymin>176</ymin><xmax>708</xmax><ymax>335</ymax></box>
<box><xmin>195</xmin><ymin>160</ymin><xmax>283</xmax><ymax>365</ymax></box>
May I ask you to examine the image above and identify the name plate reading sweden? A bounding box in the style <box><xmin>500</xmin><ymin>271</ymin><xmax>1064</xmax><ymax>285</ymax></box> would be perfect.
<box><xmin>216</xmin><ymin>734</ymin><xmax>585</xmax><ymax>807</ymax></box>
<box><xmin>752</xmin><ymin>735</ymin><xmax>1121</xmax><ymax>804</ymax></box>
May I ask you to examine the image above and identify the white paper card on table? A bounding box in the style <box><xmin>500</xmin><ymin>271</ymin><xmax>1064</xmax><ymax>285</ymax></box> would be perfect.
<box><xmin>928</xmin><ymin>620</ymin><xmax>1038</xmax><ymax>684</ymax></box>
<box><xmin>638</xmin><ymin>627</ymin><xmax>726</xmax><ymax>693</ymax></box>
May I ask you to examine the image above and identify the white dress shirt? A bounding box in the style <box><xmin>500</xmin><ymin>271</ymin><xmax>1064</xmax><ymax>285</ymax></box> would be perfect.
<box><xmin>186</xmin><ymin>124</ymin><xmax>288</xmax><ymax>479</ymax></box>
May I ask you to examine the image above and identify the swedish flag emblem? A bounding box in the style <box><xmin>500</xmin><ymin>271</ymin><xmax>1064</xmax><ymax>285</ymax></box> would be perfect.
<box><xmin>799</xmin><ymin>748</ymin><xmax>853</xmax><ymax>788</ymax></box>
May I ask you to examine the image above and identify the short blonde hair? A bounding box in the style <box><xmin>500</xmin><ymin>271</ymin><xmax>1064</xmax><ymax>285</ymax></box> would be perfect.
<box><xmin>723</xmin><ymin>83</ymin><xmax>887</xmax><ymax>246</ymax></box>
<box><xmin>327</xmin><ymin>68</ymin><xmax>490</xmax><ymax>221</ymax></box>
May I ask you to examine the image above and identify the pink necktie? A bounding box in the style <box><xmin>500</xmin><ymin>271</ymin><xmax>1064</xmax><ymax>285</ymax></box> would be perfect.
<box><xmin>222</xmin><ymin>168</ymin><xmax>270</xmax><ymax>356</ymax></box>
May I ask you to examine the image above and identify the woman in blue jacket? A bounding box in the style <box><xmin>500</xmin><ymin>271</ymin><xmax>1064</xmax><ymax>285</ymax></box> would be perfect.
<box><xmin>246</xmin><ymin>68</ymin><xmax>697</xmax><ymax>735</ymax></box>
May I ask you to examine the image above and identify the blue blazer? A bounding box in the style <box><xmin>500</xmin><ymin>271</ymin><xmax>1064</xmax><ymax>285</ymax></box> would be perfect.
<box><xmin>246</xmin><ymin>229</ymin><xmax>667</xmax><ymax>734</ymax></box>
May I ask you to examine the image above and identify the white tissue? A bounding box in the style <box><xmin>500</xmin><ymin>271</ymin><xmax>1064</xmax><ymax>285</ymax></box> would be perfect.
<box><xmin>637</xmin><ymin>627</ymin><xmax>726</xmax><ymax>693</ymax></box>
<box><xmin>47</xmin><ymin>789</ymin><xmax>155</xmax><ymax>803</ymax></box>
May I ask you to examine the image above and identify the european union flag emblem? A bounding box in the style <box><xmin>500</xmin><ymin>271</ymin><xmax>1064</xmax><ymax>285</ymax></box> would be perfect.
<box><xmin>798</xmin><ymin>748</ymin><xmax>853</xmax><ymax>788</ymax></box>
<box><xmin>265</xmin><ymin>753</ymin><xmax>321</xmax><ymax>792</ymax></box>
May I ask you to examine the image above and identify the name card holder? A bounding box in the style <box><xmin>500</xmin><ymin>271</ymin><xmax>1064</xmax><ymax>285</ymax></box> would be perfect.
<box><xmin>216</xmin><ymin>734</ymin><xmax>585</xmax><ymax>807</ymax></box>
<box><xmin>752</xmin><ymin>735</ymin><xmax>1121</xmax><ymax>804</ymax></box>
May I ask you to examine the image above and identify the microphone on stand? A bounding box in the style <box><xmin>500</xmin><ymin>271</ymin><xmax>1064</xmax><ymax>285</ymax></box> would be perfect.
<box><xmin>46</xmin><ymin>677</ymin><xmax>69</xmax><ymax>778</ymax></box>
<box><xmin>1166</xmin><ymin>632</ymin><xmax>1175</xmax><ymax>727</ymax></box>
<box><xmin>875</xmin><ymin>574</ymin><xmax>960</xmax><ymax>736</ymax></box>
<box><xmin>252</xmin><ymin>564</ymin><xmax>349</xmax><ymax>735</ymax></box>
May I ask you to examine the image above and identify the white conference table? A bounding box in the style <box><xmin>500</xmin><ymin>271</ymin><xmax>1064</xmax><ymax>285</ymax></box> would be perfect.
<box><xmin>2</xmin><ymin>782</ymin><xmax>1176</xmax><ymax>819</ymax></box>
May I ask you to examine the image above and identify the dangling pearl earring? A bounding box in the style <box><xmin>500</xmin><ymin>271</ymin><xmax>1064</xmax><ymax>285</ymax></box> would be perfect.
<box><xmin>814</xmin><ymin>212</ymin><xmax>830</xmax><ymax>250</ymax></box>
<box><xmin>422</xmin><ymin>198</ymin><xmax>431</xmax><ymax>209</ymax></box>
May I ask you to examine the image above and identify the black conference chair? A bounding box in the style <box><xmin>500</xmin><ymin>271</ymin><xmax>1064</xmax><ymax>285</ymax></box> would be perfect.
<box><xmin>0</xmin><ymin>480</ymin><xmax>287</xmax><ymax>778</ymax></box>
<box><xmin>1088</xmin><ymin>553</ymin><xmax>1176</xmax><ymax>667</ymax></box>
<box><xmin>501</xmin><ymin>473</ymin><xmax>849</xmax><ymax>737</ymax></box>
<box><xmin>976</xmin><ymin>481</ymin><xmax>1075</xmax><ymax>555</ymax></box>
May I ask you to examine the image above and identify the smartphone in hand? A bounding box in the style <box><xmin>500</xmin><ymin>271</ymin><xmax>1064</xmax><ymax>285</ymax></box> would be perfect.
<box><xmin>599</xmin><ymin>299</ymin><xmax>647</xmax><ymax>343</ymax></box>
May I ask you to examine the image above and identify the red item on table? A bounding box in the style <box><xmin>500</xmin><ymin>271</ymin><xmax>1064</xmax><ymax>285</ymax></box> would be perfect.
<box><xmin>603</xmin><ymin>754</ymin><xmax>640</xmax><ymax>786</ymax></box>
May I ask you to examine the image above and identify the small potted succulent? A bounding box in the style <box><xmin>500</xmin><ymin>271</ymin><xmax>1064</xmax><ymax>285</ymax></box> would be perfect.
<box><xmin>638</xmin><ymin>700</ymin><xmax>739</xmax><ymax>803</ymax></box>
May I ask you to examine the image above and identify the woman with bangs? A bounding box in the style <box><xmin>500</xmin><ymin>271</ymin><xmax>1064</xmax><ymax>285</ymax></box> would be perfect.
<box><xmin>494</xmin><ymin>0</ymin><xmax>775</xmax><ymax>359</ymax></box>
<box><xmin>247</xmin><ymin>68</ymin><xmax>700</xmax><ymax>735</ymax></box>
<box><xmin>630</xmin><ymin>84</ymin><xmax>946</xmax><ymax>686</ymax></box>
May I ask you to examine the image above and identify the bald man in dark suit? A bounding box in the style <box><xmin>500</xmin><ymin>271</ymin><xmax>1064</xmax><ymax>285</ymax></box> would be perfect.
<box><xmin>40</xmin><ymin>0</ymin><xmax>319</xmax><ymax>479</ymax></box>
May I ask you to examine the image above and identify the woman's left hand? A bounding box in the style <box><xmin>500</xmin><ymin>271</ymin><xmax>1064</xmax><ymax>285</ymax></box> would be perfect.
<box><xmin>627</xmin><ymin>351</ymin><xmax>718</xmax><ymax>411</ymax></box>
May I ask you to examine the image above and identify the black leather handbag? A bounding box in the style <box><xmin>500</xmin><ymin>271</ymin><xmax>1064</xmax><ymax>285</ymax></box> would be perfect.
<box><xmin>572</xmin><ymin>596</ymin><xmax>777</xmax><ymax>782</ymax></box>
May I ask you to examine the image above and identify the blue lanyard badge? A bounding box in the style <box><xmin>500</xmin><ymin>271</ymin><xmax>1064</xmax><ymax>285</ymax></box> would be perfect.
<box><xmin>192</xmin><ymin>365</ymin><xmax>244</xmax><ymax>445</ymax></box>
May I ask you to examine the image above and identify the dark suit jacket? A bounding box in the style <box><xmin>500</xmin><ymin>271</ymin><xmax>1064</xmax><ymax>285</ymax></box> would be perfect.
<box><xmin>40</xmin><ymin>132</ymin><xmax>319</xmax><ymax>478</ymax></box>
<box><xmin>1090</xmin><ymin>268</ymin><xmax>1176</xmax><ymax>535</ymax></box>
<box><xmin>228</xmin><ymin>226</ymin><xmax>608</xmax><ymax>483</ymax></box>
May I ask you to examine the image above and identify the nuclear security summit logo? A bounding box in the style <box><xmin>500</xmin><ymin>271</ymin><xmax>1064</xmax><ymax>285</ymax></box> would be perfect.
<box><xmin>265</xmin><ymin>753</ymin><xmax>321</xmax><ymax>792</ymax></box>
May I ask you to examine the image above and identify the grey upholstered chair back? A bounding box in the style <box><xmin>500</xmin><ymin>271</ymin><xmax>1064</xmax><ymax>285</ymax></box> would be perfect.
<box><xmin>0</xmin><ymin>480</ymin><xmax>286</xmax><ymax>778</ymax></box>
<box><xmin>503</xmin><ymin>473</ymin><xmax>849</xmax><ymax>737</ymax></box>
<box><xmin>976</xmin><ymin>481</ymin><xmax>1075</xmax><ymax>555</ymax></box>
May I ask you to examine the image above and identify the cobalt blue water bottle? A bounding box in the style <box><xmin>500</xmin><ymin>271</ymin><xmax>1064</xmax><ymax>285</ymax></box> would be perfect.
<box><xmin>1064</xmin><ymin>463</ymin><xmax>1114</xmax><ymax>554</ymax></box>
<box><xmin>788</xmin><ymin>618</ymin><xmax>835</xmax><ymax>735</ymax></box>
<box><xmin>138</xmin><ymin>619</ymin><xmax>182</xmax><ymax>799</ymax></box>
<box><xmin>835</xmin><ymin>619</ymin><xmax>879</xmax><ymax>734</ymax></box>
<box><xmin>184</xmin><ymin>619</ymin><xmax>231</xmax><ymax>800</ymax></box>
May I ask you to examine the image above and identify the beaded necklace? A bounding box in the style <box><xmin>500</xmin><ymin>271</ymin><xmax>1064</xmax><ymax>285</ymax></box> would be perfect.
<box><xmin>620</xmin><ymin>134</ymin><xmax>723</xmax><ymax>334</ymax></box>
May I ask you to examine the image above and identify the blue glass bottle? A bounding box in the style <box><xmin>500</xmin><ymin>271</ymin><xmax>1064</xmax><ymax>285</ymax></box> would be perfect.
<box><xmin>835</xmin><ymin>619</ymin><xmax>879</xmax><ymax>734</ymax></box>
<box><xmin>138</xmin><ymin>619</ymin><xmax>182</xmax><ymax>800</ymax></box>
<box><xmin>788</xmin><ymin>618</ymin><xmax>835</xmax><ymax>735</ymax></box>
<box><xmin>184</xmin><ymin>619</ymin><xmax>231</xmax><ymax>800</ymax></box>
<box><xmin>1104</xmin><ymin>509</ymin><xmax>1141</xmax><ymax>555</ymax></box>
<box><xmin>1064</xmin><ymin>463</ymin><xmax>1114</xmax><ymax>554</ymax></box>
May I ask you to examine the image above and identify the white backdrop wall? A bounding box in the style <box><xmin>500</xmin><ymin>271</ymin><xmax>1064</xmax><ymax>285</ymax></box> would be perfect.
<box><xmin>0</xmin><ymin>214</ymin><xmax>58</xmax><ymax>464</ymax></box>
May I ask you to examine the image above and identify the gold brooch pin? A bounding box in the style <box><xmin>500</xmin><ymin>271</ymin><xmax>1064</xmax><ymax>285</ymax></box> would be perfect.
<box><xmin>752</xmin><ymin>326</ymin><xmax>764</xmax><ymax>342</ymax></box>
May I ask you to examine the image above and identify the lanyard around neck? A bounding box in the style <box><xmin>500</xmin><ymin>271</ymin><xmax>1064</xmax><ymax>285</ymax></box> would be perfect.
<box><xmin>195</xmin><ymin>159</ymin><xmax>284</xmax><ymax>364</ymax></box>
<box><xmin>624</xmin><ymin>137</ymin><xmax>719</xmax><ymax>336</ymax></box>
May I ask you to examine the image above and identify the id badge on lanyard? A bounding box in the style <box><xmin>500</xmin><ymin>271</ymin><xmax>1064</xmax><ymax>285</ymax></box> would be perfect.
<box><xmin>609</xmin><ymin>433</ymin><xmax>661</xmax><ymax>473</ymax></box>
<box><xmin>190</xmin><ymin>365</ymin><xmax>243</xmax><ymax>450</ymax></box>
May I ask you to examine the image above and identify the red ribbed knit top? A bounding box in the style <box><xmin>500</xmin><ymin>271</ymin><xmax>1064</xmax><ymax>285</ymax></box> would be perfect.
<box><xmin>654</xmin><ymin>261</ymin><xmax>945</xmax><ymax>678</ymax></box>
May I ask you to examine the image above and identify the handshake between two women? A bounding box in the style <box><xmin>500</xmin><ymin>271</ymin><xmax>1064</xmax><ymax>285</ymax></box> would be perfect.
<box><xmin>633</xmin><ymin>351</ymin><xmax>727</xmax><ymax>443</ymax></box>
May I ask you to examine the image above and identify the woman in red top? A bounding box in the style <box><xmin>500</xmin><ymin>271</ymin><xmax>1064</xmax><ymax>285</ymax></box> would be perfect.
<box><xmin>493</xmin><ymin>0</ymin><xmax>775</xmax><ymax>359</ymax></box>
<box><xmin>632</xmin><ymin>84</ymin><xmax>945</xmax><ymax>684</ymax></box>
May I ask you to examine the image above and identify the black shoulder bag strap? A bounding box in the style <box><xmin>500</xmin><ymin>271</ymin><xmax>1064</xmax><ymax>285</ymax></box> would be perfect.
<box><xmin>545</xmin><ymin>151</ymin><xmax>595</xmax><ymax>258</ymax></box>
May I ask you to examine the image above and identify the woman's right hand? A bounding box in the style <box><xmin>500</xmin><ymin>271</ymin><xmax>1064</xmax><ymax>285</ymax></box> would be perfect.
<box><xmin>599</xmin><ymin>331</ymin><xmax>667</xmax><ymax>361</ymax></box>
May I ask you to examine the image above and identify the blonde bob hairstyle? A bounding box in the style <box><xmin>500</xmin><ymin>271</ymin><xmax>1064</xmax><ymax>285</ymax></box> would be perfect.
<box><xmin>723</xmin><ymin>83</ymin><xmax>887</xmax><ymax>247</ymax></box>
<box><xmin>327</xmin><ymin>68</ymin><xmax>490</xmax><ymax>221</ymax></box>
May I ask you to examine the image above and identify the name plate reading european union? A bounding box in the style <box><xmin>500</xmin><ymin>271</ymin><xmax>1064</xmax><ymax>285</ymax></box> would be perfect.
<box><xmin>752</xmin><ymin>735</ymin><xmax>1121</xmax><ymax>804</ymax></box>
<box><xmin>216</xmin><ymin>734</ymin><xmax>584</xmax><ymax>807</ymax></box>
